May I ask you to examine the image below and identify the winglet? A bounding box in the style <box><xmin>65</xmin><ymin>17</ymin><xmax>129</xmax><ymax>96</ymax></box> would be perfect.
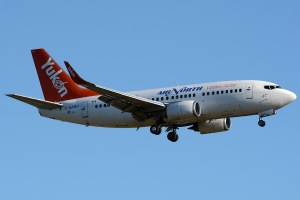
<box><xmin>64</xmin><ymin>61</ymin><xmax>90</xmax><ymax>86</ymax></box>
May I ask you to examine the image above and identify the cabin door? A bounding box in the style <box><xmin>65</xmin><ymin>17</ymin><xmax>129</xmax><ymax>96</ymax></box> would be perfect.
<box><xmin>246</xmin><ymin>83</ymin><xmax>253</xmax><ymax>99</ymax></box>
<box><xmin>81</xmin><ymin>101</ymin><xmax>89</xmax><ymax>118</ymax></box>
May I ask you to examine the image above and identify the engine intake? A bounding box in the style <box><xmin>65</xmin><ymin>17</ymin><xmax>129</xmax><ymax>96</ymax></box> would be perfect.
<box><xmin>166</xmin><ymin>100</ymin><xmax>201</xmax><ymax>121</ymax></box>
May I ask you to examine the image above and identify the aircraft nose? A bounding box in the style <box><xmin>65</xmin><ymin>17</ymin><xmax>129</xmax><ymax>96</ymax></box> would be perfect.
<box><xmin>282</xmin><ymin>90</ymin><xmax>297</xmax><ymax>106</ymax></box>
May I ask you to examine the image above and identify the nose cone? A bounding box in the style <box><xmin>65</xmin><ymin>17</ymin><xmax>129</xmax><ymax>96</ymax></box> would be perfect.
<box><xmin>290</xmin><ymin>91</ymin><xmax>297</xmax><ymax>101</ymax></box>
<box><xmin>282</xmin><ymin>90</ymin><xmax>297</xmax><ymax>106</ymax></box>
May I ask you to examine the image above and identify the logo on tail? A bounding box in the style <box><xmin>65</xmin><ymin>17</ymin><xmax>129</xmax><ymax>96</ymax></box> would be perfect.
<box><xmin>41</xmin><ymin>57</ymin><xmax>68</xmax><ymax>97</ymax></box>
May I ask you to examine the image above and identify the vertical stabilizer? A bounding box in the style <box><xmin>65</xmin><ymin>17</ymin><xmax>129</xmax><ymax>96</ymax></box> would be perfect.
<box><xmin>31</xmin><ymin>48</ymin><xmax>97</xmax><ymax>102</ymax></box>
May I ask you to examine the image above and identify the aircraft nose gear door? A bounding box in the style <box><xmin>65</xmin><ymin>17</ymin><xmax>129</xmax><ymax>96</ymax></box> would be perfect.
<box><xmin>246</xmin><ymin>83</ymin><xmax>253</xmax><ymax>99</ymax></box>
<box><xmin>81</xmin><ymin>101</ymin><xmax>88</xmax><ymax>118</ymax></box>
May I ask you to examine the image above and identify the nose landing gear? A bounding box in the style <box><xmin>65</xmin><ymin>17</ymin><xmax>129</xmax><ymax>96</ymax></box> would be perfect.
<box><xmin>258</xmin><ymin>109</ymin><xmax>276</xmax><ymax>127</ymax></box>
<box><xmin>258</xmin><ymin>119</ymin><xmax>266</xmax><ymax>127</ymax></box>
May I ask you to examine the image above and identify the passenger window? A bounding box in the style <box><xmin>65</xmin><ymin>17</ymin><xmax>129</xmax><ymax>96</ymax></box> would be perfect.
<box><xmin>184</xmin><ymin>94</ymin><xmax>187</xmax><ymax>98</ymax></box>
<box><xmin>216</xmin><ymin>91</ymin><xmax>219</xmax><ymax>95</ymax></box>
<box><xmin>193</xmin><ymin>94</ymin><xmax>196</xmax><ymax>97</ymax></box>
<box><xmin>166</xmin><ymin>97</ymin><xmax>169</xmax><ymax>100</ymax></box>
<box><xmin>188</xmin><ymin>94</ymin><xmax>191</xmax><ymax>98</ymax></box>
<box><xmin>104</xmin><ymin>104</ymin><xmax>107</xmax><ymax>107</ymax></box>
<box><xmin>152</xmin><ymin>98</ymin><xmax>154</xmax><ymax>100</ymax></box>
<box><xmin>212</xmin><ymin>91</ymin><xmax>215</xmax><ymax>95</ymax></box>
<box><xmin>161</xmin><ymin>97</ymin><xmax>164</xmax><ymax>101</ymax></box>
<box><xmin>99</xmin><ymin>104</ymin><xmax>102</xmax><ymax>108</ymax></box>
<box><xmin>171</xmin><ymin>96</ymin><xmax>174</xmax><ymax>100</ymax></box>
<box><xmin>239</xmin><ymin>89</ymin><xmax>242</xmax><ymax>92</ymax></box>
<box><xmin>221</xmin><ymin>90</ymin><xmax>224</xmax><ymax>94</ymax></box>
<box><xmin>207</xmin><ymin>92</ymin><xmax>210</xmax><ymax>96</ymax></box>
<box><xmin>180</xmin><ymin>95</ymin><xmax>183</xmax><ymax>99</ymax></box>
<box><xmin>226</xmin><ymin>90</ymin><xmax>228</xmax><ymax>94</ymax></box>
<box><xmin>230</xmin><ymin>89</ymin><xmax>233</xmax><ymax>93</ymax></box>
<box><xmin>95</xmin><ymin>105</ymin><xmax>98</xmax><ymax>108</ymax></box>
<box><xmin>202</xmin><ymin>92</ymin><xmax>205</xmax><ymax>96</ymax></box>
<box><xmin>176</xmin><ymin>95</ymin><xmax>179</xmax><ymax>99</ymax></box>
<box><xmin>235</xmin><ymin>89</ymin><xmax>237</xmax><ymax>93</ymax></box>
<box><xmin>156</xmin><ymin>98</ymin><xmax>159</xmax><ymax>101</ymax></box>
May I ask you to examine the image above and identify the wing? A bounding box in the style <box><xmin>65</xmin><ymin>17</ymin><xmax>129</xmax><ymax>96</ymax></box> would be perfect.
<box><xmin>64</xmin><ymin>61</ymin><xmax>165</xmax><ymax>122</ymax></box>
<box><xmin>6</xmin><ymin>94</ymin><xmax>63</xmax><ymax>109</ymax></box>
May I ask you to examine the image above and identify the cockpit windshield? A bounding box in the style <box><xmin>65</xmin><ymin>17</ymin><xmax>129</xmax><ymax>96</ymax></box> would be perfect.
<box><xmin>264</xmin><ymin>85</ymin><xmax>281</xmax><ymax>90</ymax></box>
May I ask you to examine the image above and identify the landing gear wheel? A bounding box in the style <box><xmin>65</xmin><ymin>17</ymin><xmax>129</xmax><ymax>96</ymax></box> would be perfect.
<box><xmin>167</xmin><ymin>131</ymin><xmax>179</xmax><ymax>142</ymax></box>
<box><xmin>258</xmin><ymin>120</ymin><xmax>266</xmax><ymax>127</ymax></box>
<box><xmin>150</xmin><ymin>125</ymin><xmax>162</xmax><ymax>135</ymax></box>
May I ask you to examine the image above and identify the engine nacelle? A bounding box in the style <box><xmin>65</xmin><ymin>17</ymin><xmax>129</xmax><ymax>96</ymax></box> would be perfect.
<box><xmin>166</xmin><ymin>100</ymin><xmax>201</xmax><ymax>121</ymax></box>
<box><xmin>198</xmin><ymin>118</ymin><xmax>231</xmax><ymax>134</ymax></box>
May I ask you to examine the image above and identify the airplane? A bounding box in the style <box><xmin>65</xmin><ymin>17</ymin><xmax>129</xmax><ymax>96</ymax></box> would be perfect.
<box><xmin>6</xmin><ymin>48</ymin><xmax>297</xmax><ymax>142</ymax></box>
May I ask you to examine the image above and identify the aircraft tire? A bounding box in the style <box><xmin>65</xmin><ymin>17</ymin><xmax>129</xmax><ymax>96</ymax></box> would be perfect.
<box><xmin>150</xmin><ymin>125</ymin><xmax>162</xmax><ymax>135</ymax></box>
<box><xmin>167</xmin><ymin>132</ymin><xmax>179</xmax><ymax>142</ymax></box>
<box><xmin>258</xmin><ymin>120</ymin><xmax>266</xmax><ymax>127</ymax></box>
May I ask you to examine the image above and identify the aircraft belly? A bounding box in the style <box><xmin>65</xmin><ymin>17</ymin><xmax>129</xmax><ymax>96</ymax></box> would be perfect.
<box><xmin>87</xmin><ymin>108</ymin><xmax>143</xmax><ymax>128</ymax></box>
<box><xmin>39</xmin><ymin>108</ymin><xmax>86</xmax><ymax>125</ymax></box>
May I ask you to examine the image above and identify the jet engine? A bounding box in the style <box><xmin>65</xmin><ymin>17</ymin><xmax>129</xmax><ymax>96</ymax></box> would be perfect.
<box><xmin>189</xmin><ymin>118</ymin><xmax>231</xmax><ymax>134</ymax></box>
<box><xmin>166</xmin><ymin>100</ymin><xmax>201</xmax><ymax>121</ymax></box>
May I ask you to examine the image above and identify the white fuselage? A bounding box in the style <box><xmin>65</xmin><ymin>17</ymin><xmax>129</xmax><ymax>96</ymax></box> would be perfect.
<box><xmin>38</xmin><ymin>80</ymin><xmax>295</xmax><ymax>128</ymax></box>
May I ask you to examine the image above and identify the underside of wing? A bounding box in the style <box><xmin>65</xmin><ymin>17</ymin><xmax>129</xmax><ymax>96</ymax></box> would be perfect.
<box><xmin>64</xmin><ymin>61</ymin><xmax>165</xmax><ymax>122</ymax></box>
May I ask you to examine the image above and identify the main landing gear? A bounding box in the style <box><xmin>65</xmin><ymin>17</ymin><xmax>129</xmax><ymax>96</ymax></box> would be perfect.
<box><xmin>150</xmin><ymin>125</ymin><xmax>162</xmax><ymax>135</ymax></box>
<box><xmin>167</xmin><ymin>131</ymin><xmax>179</xmax><ymax>142</ymax></box>
<box><xmin>150</xmin><ymin>125</ymin><xmax>179</xmax><ymax>142</ymax></box>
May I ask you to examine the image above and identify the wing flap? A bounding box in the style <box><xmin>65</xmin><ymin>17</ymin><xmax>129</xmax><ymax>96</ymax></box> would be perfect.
<box><xmin>6</xmin><ymin>94</ymin><xmax>63</xmax><ymax>109</ymax></box>
<box><xmin>64</xmin><ymin>61</ymin><xmax>165</xmax><ymax>115</ymax></box>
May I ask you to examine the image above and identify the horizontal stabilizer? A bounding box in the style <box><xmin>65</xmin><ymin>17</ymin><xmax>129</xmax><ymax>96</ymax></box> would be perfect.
<box><xmin>6</xmin><ymin>94</ymin><xmax>63</xmax><ymax>109</ymax></box>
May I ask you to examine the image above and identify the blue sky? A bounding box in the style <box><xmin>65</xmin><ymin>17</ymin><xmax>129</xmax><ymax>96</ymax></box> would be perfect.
<box><xmin>1</xmin><ymin>1</ymin><xmax>299</xmax><ymax>199</ymax></box>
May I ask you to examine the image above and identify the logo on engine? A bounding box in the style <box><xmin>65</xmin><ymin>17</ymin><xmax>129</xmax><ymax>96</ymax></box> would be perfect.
<box><xmin>41</xmin><ymin>57</ymin><xmax>68</xmax><ymax>97</ymax></box>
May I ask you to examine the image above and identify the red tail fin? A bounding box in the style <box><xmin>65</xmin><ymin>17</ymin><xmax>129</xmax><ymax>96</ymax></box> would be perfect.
<box><xmin>31</xmin><ymin>48</ymin><xmax>98</xmax><ymax>102</ymax></box>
